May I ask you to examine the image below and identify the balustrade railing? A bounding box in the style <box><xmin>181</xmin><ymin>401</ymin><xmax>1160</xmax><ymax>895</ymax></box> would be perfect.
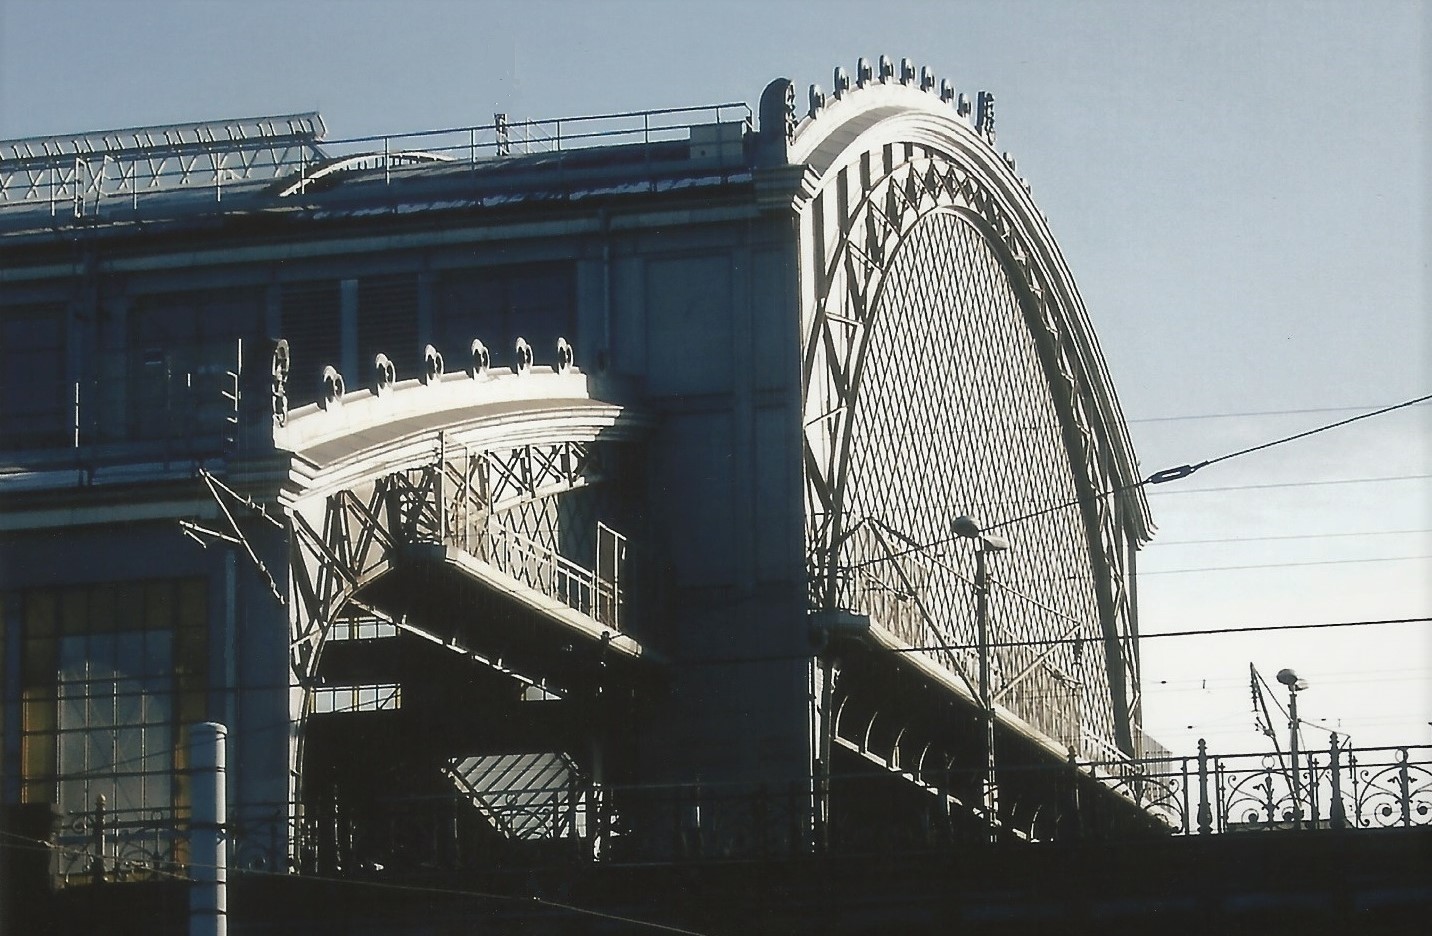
<box><xmin>1078</xmin><ymin>738</ymin><xmax>1432</xmax><ymax>835</ymax></box>
<box><xmin>50</xmin><ymin>800</ymin><xmax>190</xmax><ymax>885</ymax></box>
<box><xmin>471</xmin><ymin>521</ymin><xmax>623</xmax><ymax>631</ymax></box>
<box><xmin>30</xmin><ymin>739</ymin><xmax>1432</xmax><ymax>887</ymax></box>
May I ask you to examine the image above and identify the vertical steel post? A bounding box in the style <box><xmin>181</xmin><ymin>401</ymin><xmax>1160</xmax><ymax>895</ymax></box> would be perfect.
<box><xmin>1196</xmin><ymin>739</ymin><xmax>1212</xmax><ymax>835</ymax></box>
<box><xmin>595</xmin><ymin>522</ymin><xmax>604</xmax><ymax>623</ymax></box>
<box><xmin>436</xmin><ymin>430</ymin><xmax>446</xmax><ymax>543</ymax></box>
<box><xmin>1060</xmin><ymin>749</ymin><xmax>1081</xmax><ymax>841</ymax></box>
<box><xmin>816</xmin><ymin>655</ymin><xmax>835</xmax><ymax>854</ymax></box>
<box><xmin>190</xmin><ymin>722</ymin><xmax>227</xmax><ymax>936</ymax></box>
<box><xmin>495</xmin><ymin>114</ymin><xmax>509</xmax><ymax>157</ymax></box>
<box><xmin>1398</xmin><ymin>749</ymin><xmax>1412</xmax><ymax>827</ymax></box>
<box><xmin>91</xmin><ymin>795</ymin><xmax>107</xmax><ymax>885</ymax></box>
<box><xmin>1180</xmin><ymin>756</ymin><xmax>1192</xmax><ymax>834</ymax></box>
<box><xmin>1288</xmin><ymin>686</ymin><xmax>1302</xmax><ymax>830</ymax></box>
<box><xmin>975</xmin><ymin>545</ymin><xmax>997</xmax><ymax>844</ymax></box>
<box><xmin>1328</xmin><ymin>732</ymin><xmax>1347</xmax><ymax>830</ymax></box>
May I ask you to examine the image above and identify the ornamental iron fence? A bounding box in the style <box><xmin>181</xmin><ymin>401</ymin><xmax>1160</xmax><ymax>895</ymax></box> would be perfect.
<box><xmin>29</xmin><ymin>737</ymin><xmax>1430</xmax><ymax>888</ymax></box>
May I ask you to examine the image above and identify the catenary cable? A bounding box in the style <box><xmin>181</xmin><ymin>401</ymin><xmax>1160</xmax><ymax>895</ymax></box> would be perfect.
<box><xmin>845</xmin><ymin>393</ymin><xmax>1431</xmax><ymax>567</ymax></box>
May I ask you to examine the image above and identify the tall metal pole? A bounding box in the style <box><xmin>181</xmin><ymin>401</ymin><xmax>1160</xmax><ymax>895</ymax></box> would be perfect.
<box><xmin>91</xmin><ymin>795</ymin><xmax>107</xmax><ymax>885</ymax></box>
<box><xmin>190</xmin><ymin>722</ymin><xmax>227</xmax><ymax>936</ymax></box>
<box><xmin>1287</xmin><ymin>688</ymin><xmax>1302</xmax><ymax>830</ymax></box>
<box><xmin>975</xmin><ymin>545</ymin><xmax>997</xmax><ymax>844</ymax></box>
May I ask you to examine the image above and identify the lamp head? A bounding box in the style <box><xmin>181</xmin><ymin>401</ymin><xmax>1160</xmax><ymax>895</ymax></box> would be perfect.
<box><xmin>951</xmin><ymin>515</ymin><xmax>1012</xmax><ymax>552</ymax></box>
<box><xmin>982</xmin><ymin>533</ymin><xmax>1012</xmax><ymax>552</ymax></box>
<box><xmin>1276</xmin><ymin>668</ymin><xmax>1310</xmax><ymax>691</ymax></box>
<box><xmin>952</xmin><ymin>516</ymin><xmax>982</xmax><ymax>539</ymax></box>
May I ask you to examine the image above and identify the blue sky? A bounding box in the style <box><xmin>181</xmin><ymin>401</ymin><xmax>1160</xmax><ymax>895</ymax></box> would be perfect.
<box><xmin>1</xmin><ymin>0</ymin><xmax>1427</xmax><ymax>754</ymax></box>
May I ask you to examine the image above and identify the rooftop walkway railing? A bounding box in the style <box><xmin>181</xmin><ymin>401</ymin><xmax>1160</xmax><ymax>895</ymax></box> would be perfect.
<box><xmin>0</xmin><ymin>103</ymin><xmax>753</xmax><ymax>220</ymax></box>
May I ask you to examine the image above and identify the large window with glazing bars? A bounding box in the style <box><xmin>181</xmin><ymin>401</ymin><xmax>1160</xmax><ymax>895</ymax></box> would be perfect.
<box><xmin>11</xmin><ymin>579</ymin><xmax>207</xmax><ymax>819</ymax></box>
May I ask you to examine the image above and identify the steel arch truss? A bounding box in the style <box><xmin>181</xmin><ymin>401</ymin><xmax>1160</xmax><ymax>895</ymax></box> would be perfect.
<box><xmin>288</xmin><ymin>439</ymin><xmax>610</xmax><ymax>684</ymax></box>
<box><xmin>802</xmin><ymin>150</ymin><xmax>1141</xmax><ymax>757</ymax></box>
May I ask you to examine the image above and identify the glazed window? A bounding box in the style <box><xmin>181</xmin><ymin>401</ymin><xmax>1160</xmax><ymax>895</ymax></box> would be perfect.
<box><xmin>16</xmin><ymin>579</ymin><xmax>206</xmax><ymax>815</ymax></box>
<box><xmin>0</xmin><ymin>304</ymin><xmax>67</xmax><ymax>449</ymax></box>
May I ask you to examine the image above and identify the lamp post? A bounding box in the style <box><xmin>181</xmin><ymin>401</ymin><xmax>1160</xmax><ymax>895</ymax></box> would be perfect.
<box><xmin>953</xmin><ymin>515</ymin><xmax>1011</xmax><ymax>844</ymax></box>
<box><xmin>1276</xmin><ymin>667</ymin><xmax>1309</xmax><ymax>830</ymax></box>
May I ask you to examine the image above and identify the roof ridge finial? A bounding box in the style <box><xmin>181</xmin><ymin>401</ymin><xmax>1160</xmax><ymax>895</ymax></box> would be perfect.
<box><xmin>976</xmin><ymin>91</ymin><xmax>996</xmax><ymax>143</ymax></box>
<box><xmin>856</xmin><ymin>57</ymin><xmax>874</xmax><ymax>87</ymax></box>
<box><xmin>808</xmin><ymin>84</ymin><xmax>828</xmax><ymax>118</ymax></box>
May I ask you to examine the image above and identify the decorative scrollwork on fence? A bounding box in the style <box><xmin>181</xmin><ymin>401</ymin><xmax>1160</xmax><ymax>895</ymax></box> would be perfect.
<box><xmin>1087</xmin><ymin>757</ymin><xmax>1190</xmax><ymax>832</ymax></box>
<box><xmin>1351</xmin><ymin>748</ymin><xmax>1432</xmax><ymax>829</ymax></box>
<box><xmin>52</xmin><ymin>804</ymin><xmax>188</xmax><ymax>886</ymax></box>
<box><xmin>1219</xmin><ymin>757</ymin><xmax>1307</xmax><ymax>829</ymax></box>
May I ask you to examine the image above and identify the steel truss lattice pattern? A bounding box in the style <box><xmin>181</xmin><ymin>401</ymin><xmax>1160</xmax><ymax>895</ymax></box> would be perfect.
<box><xmin>804</xmin><ymin>151</ymin><xmax>1143</xmax><ymax>759</ymax></box>
<box><xmin>0</xmin><ymin>114</ymin><xmax>327</xmax><ymax>215</ymax></box>
<box><xmin>287</xmin><ymin>438</ymin><xmax>620</xmax><ymax>684</ymax></box>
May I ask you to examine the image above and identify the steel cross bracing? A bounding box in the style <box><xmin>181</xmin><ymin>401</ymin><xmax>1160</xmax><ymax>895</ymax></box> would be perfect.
<box><xmin>0</xmin><ymin>113</ymin><xmax>326</xmax><ymax>213</ymax></box>
<box><xmin>287</xmin><ymin>437</ymin><xmax>615</xmax><ymax>684</ymax></box>
<box><xmin>444</xmin><ymin>752</ymin><xmax>588</xmax><ymax>842</ymax></box>
<box><xmin>802</xmin><ymin>149</ymin><xmax>1141</xmax><ymax>759</ymax></box>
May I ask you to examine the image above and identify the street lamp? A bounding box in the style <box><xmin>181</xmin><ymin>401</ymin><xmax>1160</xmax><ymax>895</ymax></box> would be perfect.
<box><xmin>1276</xmin><ymin>667</ymin><xmax>1310</xmax><ymax>829</ymax></box>
<box><xmin>953</xmin><ymin>515</ymin><xmax>1011</xmax><ymax>844</ymax></box>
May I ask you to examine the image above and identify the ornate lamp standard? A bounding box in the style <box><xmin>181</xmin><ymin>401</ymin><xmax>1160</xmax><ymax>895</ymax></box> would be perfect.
<box><xmin>953</xmin><ymin>515</ymin><xmax>1011</xmax><ymax>844</ymax></box>
<box><xmin>1276</xmin><ymin>667</ymin><xmax>1310</xmax><ymax>830</ymax></box>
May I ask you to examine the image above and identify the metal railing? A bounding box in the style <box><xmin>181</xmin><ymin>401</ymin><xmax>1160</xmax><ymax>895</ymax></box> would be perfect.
<box><xmin>0</xmin><ymin>102</ymin><xmax>753</xmax><ymax>221</ymax></box>
<box><xmin>30</xmin><ymin>738</ymin><xmax>1432</xmax><ymax>887</ymax></box>
<box><xmin>472</xmin><ymin>520</ymin><xmax>624</xmax><ymax>631</ymax></box>
<box><xmin>1082</xmin><ymin>738</ymin><xmax>1432</xmax><ymax>835</ymax></box>
<box><xmin>320</xmin><ymin>102</ymin><xmax>751</xmax><ymax>164</ymax></box>
<box><xmin>50</xmin><ymin>800</ymin><xmax>191</xmax><ymax>886</ymax></box>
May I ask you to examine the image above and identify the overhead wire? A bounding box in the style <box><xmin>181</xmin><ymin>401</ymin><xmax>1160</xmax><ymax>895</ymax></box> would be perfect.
<box><xmin>1125</xmin><ymin>403</ymin><xmax>1411</xmax><ymax>424</ymax></box>
<box><xmin>18</xmin><ymin>396</ymin><xmax>1432</xmax><ymax>804</ymax></box>
<box><xmin>1185</xmin><ymin>394</ymin><xmax>1432</xmax><ymax>472</ymax></box>
<box><xmin>1152</xmin><ymin>667</ymin><xmax>1432</xmax><ymax>692</ymax></box>
<box><xmin>1138</xmin><ymin>554</ymin><xmax>1432</xmax><ymax>575</ymax></box>
<box><xmin>26</xmin><ymin>608</ymin><xmax>1431</xmax><ymax>786</ymax></box>
<box><xmin>678</xmin><ymin>615</ymin><xmax>1430</xmax><ymax>669</ymax></box>
<box><xmin>1147</xmin><ymin>528</ymin><xmax>1432</xmax><ymax>547</ymax></box>
<box><xmin>990</xmin><ymin>554</ymin><xmax>1429</xmax><ymax>580</ymax></box>
<box><xmin>845</xmin><ymin>393</ymin><xmax>1432</xmax><ymax>567</ymax></box>
<box><xmin>989</xmin><ymin>393</ymin><xmax>1431</xmax><ymax>530</ymax></box>
<box><xmin>1143</xmin><ymin>473</ymin><xmax>1430</xmax><ymax>496</ymax></box>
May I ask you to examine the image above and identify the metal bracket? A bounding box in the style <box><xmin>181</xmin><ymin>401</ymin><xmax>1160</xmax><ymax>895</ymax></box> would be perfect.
<box><xmin>180</xmin><ymin>468</ymin><xmax>285</xmax><ymax>605</ymax></box>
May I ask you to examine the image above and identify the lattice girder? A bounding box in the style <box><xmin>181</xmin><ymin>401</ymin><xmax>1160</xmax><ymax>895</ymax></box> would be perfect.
<box><xmin>800</xmin><ymin>134</ymin><xmax>1145</xmax><ymax>758</ymax></box>
<box><xmin>0</xmin><ymin>113</ymin><xmax>326</xmax><ymax>210</ymax></box>
<box><xmin>286</xmin><ymin>438</ymin><xmax>610</xmax><ymax>685</ymax></box>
